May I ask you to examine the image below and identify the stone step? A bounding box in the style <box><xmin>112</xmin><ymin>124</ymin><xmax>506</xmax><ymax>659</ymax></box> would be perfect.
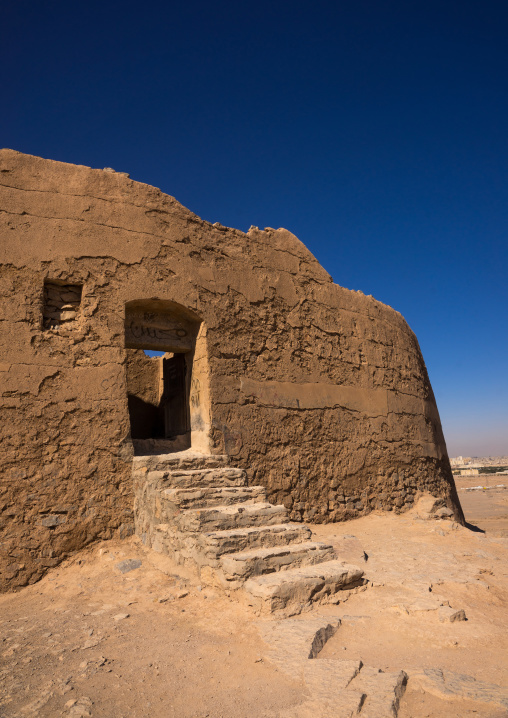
<box><xmin>160</xmin><ymin>467</ymin><xmax>247</xmax><ymax>488</ymax></box>
<box><xmin>199</xmin><ymin>523</ymin><xmax>313</xmax><ymax>560</ymax></box>
<box><xmin>133</xmin><ymin>451</ymin><xmax>229</xmax><ymax>472</ymax></box>
<box><xmin>347</xmin><ymin>666</ymin><xmax>408</xmax><ymax>718</ymax></box>
<box><xmin>220</xmin><ymin>541</ymin><xmax>337</xmax><ymax>584</ymax></box>
<box><xmin>174</xmin><ymin>502</ymin><xmax>289</xmax><ymax>533</ymax></box>
<box><xmin>163</xmin><ymin>485</ymin><xmax>266</xmax><ymax>511</ymax></box>
<box><xmin>243</xmin><ymin>560</ymin><xmax>365</xmax><ymax>615</ymax></box>
<box><xmin>132</xmin><ymin>467</ymin><xmax>247</xmax><ymax>490</ymax></box>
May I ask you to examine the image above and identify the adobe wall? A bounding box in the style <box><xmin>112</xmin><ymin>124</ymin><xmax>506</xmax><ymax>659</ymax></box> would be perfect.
<box><xmin>0</xmin><ymin>149</ymin><xmax>463</xmax><ymax>591</ymax></box>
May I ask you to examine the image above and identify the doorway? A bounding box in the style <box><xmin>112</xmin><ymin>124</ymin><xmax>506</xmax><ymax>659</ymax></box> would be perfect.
<box><xmin>161</xmin><ymin>353</ymin><xmax>189</xmax><ymax>438</ymax></box>
<box><xmin>126</xmin><ymin>350</ymin><xmax>190</xmax><ymax>445</ymax></box>
<box><xmin>124</xmin><ymin>299</ymin><xmax>210</xmax><ymax>455</ymax></box>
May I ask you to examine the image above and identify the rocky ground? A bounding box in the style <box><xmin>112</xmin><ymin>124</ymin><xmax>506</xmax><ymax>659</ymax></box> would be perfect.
<box><xmin>1</xmin><ymin>479</ymin><xmax>507</xmax><ymax>718</ymax></box>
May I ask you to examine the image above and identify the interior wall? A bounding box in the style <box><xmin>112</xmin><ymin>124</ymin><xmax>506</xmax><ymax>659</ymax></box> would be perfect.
<box><xmin>125</xmin><ymin>349</ymin><xmax>162</xmax><ymax>440</ymax></box>
<box><xmin>189</xmin><ymin>325</ymin><xmax>211</xmax><ymax>454</ymax></box>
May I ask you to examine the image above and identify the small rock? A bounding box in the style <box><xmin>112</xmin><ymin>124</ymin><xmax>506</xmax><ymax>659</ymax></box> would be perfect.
<box><xmin>434</xmin><ymin>507</ymin><xmax>454</xmax><ymax>519</ymax></box>
<box><xmin>115</xmin><ymin>559</ymin><xmax>142</xmax><ymax>574</ymax></box>
<box><xmin>68</xmin><ymin>695</ymin><xmax>93</xmax><ymax>717</ymax></box>
<box><xmin>478</xmin><ymin>568</ymin><xmax>494</xmax><ymax>576</ymax></box>
<box><xmin>177</xmin><ymin>591</ymin><xmax>189</xmax><ymax>599</ymax></box>
<box><xmin>413</xmin><ymin>494</ymin><xmax>447</xmax><ymax>519</ymax></box>
<box><xmin>438</xmin><ymin>606</ymin><xmax>467</xmax><ymax>622</ymax></box>
<box><xmin>81</xmin><ymin>637</ymin><xmax>102</xmax><ymax>650</ymax></box>
<box><xmin>69</xmin><ymin>707</ymin><xmax>91</xmax><ymax>717</ymax></box>
<box><xmin>41</xmin><ymin>514</ymin><xmax>66</xmax><ymax>528</ymax></box>
<box><xmin>113</xmin><ymin>613</ymin><xmax>129</xmax><ymax>621</ymax></box>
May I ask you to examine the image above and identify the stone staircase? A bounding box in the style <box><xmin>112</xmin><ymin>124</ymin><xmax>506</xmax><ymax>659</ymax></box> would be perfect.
<box><xmin>133</xmin><ymin>452</ymin><xmax>365</xmax><ymax>615</ymax></box>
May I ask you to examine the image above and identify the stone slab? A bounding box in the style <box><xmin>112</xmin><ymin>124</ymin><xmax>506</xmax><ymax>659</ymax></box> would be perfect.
<box><xmin>175</xmin><ymin>502</ymin><xmax>288</xmax><ymax>532</ymax></box>
<box><xmin>259</xmin><ymin>618</ymin><xmax>341</xmax><ymax>677</ymax></box>
<box><xmin>411</xmin><ymin>668</ymin><xmax>508</xmax><ymax>710</ymax></box>
<box><xmin>245</xmin><ymin>560</ymin><xmax>364</xmax><ymax>614</ymax></box>
<box><xmin>163</xmin><ymin>485</ymin><xmax>266</xmax><ymax>510</ymax></box>
<box><xmin>201</xmin><ymin>523</ymin><xmax>313</xmax><ymax>559</ymax></box>
<box><xmin>132</xmin><ymin>453</ymin><xmax>229</xmax><ymax>472</ymax></box>
<box><xmin>115</xmin><ymin>559</ymin><xmax>142</xmax><ymax>574</ymax></box>
<box><xmin>220</xmin><ymin>541</ymin><xmax>336</xmax><ymax>581</ymax></box>
<box><xmin>279</xmin><ymin>692</ymin><xmax>365</xmax><ymax>718</ymax></box>
<box><xmin>347</xmin><ymin>666</ymin><xmax>408</xmax><ymax>717</ymax></box>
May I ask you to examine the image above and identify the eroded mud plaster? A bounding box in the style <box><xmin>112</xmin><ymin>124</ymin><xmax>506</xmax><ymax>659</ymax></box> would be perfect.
<box><xmin>0</xmin><ymin>149</ymin><xmax>463</xmax><ymax>591</ymax></box>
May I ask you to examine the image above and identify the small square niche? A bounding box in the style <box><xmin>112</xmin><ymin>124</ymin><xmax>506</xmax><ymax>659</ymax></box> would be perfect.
<box><xmin>43</xmin><ymin>280</ymin><xmax>83</xmax><ymax>329</ymax></box>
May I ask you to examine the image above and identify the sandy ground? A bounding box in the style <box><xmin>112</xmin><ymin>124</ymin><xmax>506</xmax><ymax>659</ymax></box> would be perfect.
<box><xmin>0</xmin><ymin>544</ymin><xmax>304</xmax><ymax>718</ymax></box>
<box><xmin>456</xmin><ymin>473</ymin><xmax>508</xmax><ymax>537</ymax></box>
<box><xmin>1</xmin><ymin>483</ymin><xmax>507</xmax><ymax>718</ymax></box>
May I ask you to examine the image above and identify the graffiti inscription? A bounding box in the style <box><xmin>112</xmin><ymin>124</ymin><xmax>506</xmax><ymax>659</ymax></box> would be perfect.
<box><xmin>128</xmin><ymin>322</ymin><xmax>188</xmax><ymax>340</ymax></box>
<box><xmin>125</xmin><ymin>318</ymin><xmax>192</xmax><ymax>350</ymax></box>
<box><xmin>190</xmin><ymin>376</ymin><xmax>201</xmax><ymax>409</ymax></box>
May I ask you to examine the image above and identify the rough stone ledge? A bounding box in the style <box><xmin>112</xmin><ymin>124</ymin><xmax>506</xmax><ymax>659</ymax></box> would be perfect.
<box><xmin>411</xmin><ymin>668</ymin><xmax>508</xmax><ymax>711</ymax></box>
<box><xmin>245</xmin><ymin>560</ymin><xmax>365</xmax><ymax>616</ymax></box>
<box><xmin>220</xmin><ymin>541</ymin><xmax>336</xmax><ymax>583</ymax></box>
<box><xmin>259</xmin><ymin>618</ymin><xmax>407</xmax><ymax>717</ymax></box>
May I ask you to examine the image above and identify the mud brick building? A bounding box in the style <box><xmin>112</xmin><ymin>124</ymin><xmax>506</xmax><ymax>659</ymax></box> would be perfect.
<box><xmin>0</xmin><ymin>149</ymin><xmax>463</xmax><ymax>591</ymax></box>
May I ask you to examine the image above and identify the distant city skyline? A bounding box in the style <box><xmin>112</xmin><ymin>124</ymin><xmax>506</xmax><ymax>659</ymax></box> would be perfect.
<box><xmin>3</xmin><ymin>0</ymin><xmax>507</xmax><ymax>457</ymax></box>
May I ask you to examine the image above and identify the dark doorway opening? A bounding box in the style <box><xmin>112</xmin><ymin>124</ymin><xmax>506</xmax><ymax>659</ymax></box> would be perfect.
<box><xmin>125</xmin><ymin>349</ymin><xmax>191</xmax><ymax>453</ymax></box>
<box><xmin>124</xmin><ymin>298</ymin><xmax>207</xmax><ymax>455</ymax></box>
<box><xmin>161</xmin><ymin>353</ymin><xmax>189</xmax><ymax>438</ymax></box>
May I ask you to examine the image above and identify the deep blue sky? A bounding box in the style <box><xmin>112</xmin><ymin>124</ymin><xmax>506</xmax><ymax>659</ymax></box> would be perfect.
<box><xmin>3</xmin><ymin>0</ymin><xmax>507</xmax><ymax>456</ymax></box>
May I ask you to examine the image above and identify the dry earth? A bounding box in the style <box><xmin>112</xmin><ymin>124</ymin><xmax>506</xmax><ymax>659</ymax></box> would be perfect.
<box><xmin>1</xmin><ymin>483</ymin><xmax>507</xmax><ymax>718</ymax></box>
<box><xmin>456</xmin><ymin>474</ymin><xmax>508</xmax><ymax>537</ymax></box>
